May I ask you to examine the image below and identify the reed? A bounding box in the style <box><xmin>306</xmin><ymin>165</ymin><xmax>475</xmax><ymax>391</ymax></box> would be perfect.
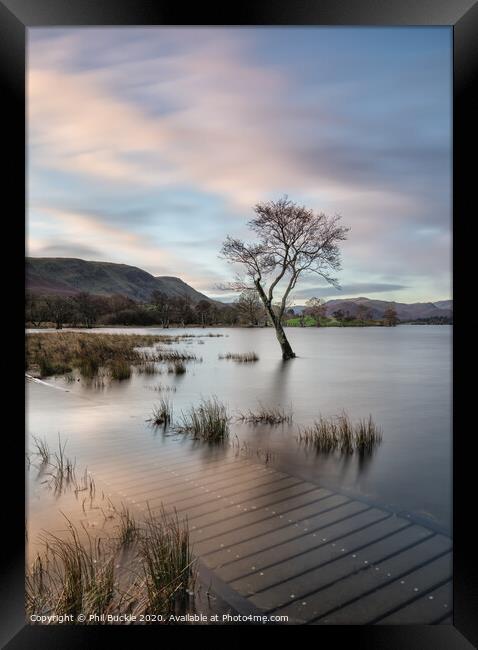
<box><xmin>297</xmin><ymin>412</ymin><xmax>382</xmax><ymax>454</ymax></box>
<box><xmin>138</xmin><ymin>505</ymin><xmax>195</xmax><ymax>615</ymax></box>
<box><xmin>26</xmin><ymin>504</ymin><xmax>196</xmax><ymax>623</ymax></box>
<box><xmin>218</xmin><ymin>352</ymin><xmax>259</xmax><ymax>363</ymax></box>
<box><xmin>109</xmin><ymin>359</ymin><xmax>132</xmax><ymax>380</ymax></box>
<box><xmin>167</xmin><ymin>360</ymin><xmax>186</xmax><ymax>375</ymax></box>
<box><xmin>237</xmin><ymin>405</ymin><xmax>292</xmax><ymax>424</ymax></box>
<box><xmin>178</xmin><ymin>397</ymin><xmax>230</xmax><ymax>442</ymax></box>
<box><xmin>150</xmin><ymin>398</ymin><xmax>173</xmax><ymax>427</ymax></box>
<box><xmin>32</xmin><ymin>435</ymin><xmax>50</xmax><ymax>464</ymax></box>
<box><xmin>26</xmin><ymin>332</ymin><xmax>197</xmax><ymax>379</ymax></box>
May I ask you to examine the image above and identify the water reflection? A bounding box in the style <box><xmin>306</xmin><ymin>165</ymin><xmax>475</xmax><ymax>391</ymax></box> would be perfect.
<box><xmin>27</xmin><ymin>325</ymin><xmax>452</xmax><ymax>533</ymax></box>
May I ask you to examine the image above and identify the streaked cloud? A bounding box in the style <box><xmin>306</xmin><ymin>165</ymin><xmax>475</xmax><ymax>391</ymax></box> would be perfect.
<box><xmin>28</xmin><ymin>27</ymin><xmax>452</xmax><ymax>302</ymax></box>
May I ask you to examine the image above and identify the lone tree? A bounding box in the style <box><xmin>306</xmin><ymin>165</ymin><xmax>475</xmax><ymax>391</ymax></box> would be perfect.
<box><xmin>383</xmin><ymin>304</ymin><xmax>399</xmax><ymax>327</ymax></box>
<box><xmin>221</xmin><ymin>197</ymin><xmax>349</xmax><ymax>359</ymax></box>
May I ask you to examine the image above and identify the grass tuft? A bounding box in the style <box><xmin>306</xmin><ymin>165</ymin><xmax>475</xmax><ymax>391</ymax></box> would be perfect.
<box><xmin>26</xmin><ymin>332</ymin><xmax>199</xmax><ymax>381</ymax></box>
<box><xmin>178</xmin><ymin>397</ymin><xmax>230</xmax><ymax>442</ymax></box>
<box><xmin>109</xmin><ymin>359</ymin><xmax>132</xmax><ymax>380</ymax></box>
<box><xmin>167</xmin><ymin>360</ymin><xmax>186</xmax><ymax>375</ymax></box>
<box><xmin>297</xmin><ymin>412</ymin><xmax>382</xmax><ymax>454</ymax></box>
<box><xmin>150</xmin><ymin>398</ymin><xmax>173</xmax><ymax>427</ymax></box>
<box><xmin>26</xmin><ymin>504</ymin><xmax>196</xmax><ymax>623</ymax></box>
<box><xmin>237</xmin><ymin>405</ymin><xmax>292</xmax><ymax>424</ymax></box>
<box><xmin>32</xmin><ymin>435</ymin><xmax>50</xmax><ymax>464</ymax></box>
<box><xmin>139</xmin><ymin>505</ymin><xmax>195</xmax><ymax>615</ymax></box>
<box><xmin>218</xmin><ymin>352</ymin><xmax>259</xmax><ymax>363</ymax></box>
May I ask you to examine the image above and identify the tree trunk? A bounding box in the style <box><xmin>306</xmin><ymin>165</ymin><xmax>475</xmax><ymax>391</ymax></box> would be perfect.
<box><xmin>273</xmin><ymin>317</ymin><xmax>295</xmax><ymax>359</ymax></box>
<box><xmin>254</xmin><ymin>281</ymin><xmax>296</xmax><ymax>360</ymax></box>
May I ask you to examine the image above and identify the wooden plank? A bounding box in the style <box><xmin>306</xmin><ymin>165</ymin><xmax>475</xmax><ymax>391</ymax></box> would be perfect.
<box><xmin>89</xmin><ymin>448</ymin><xmax>253</xmax><ymax>484</ymax></box>
<box><xmin>376</xmin><ymin>580</ymin><xmax>452</xmax><ymax>624</ymax></box>
<box><xmin>186</xmin><ymin>480</ymin><xmax>314</xmax><ymax>525</ymax></box>
<box><xmin>120</xmin><ymin>463</ymin><xmax>275</xmax><ymax>502</ymax></box>
<box><xmin>141</xmin><ymin>470</ymin><xmax>287</xmax><ymax>512</ymax></box>
<box><xmin>105</xmin><ymin>456</ymin><xmax>264</xmax><ymax>494</ymax></box>
<box><xmin>214</xmin><ymin>504</ymin><xmax>382</xmax><ymax>584</ymax></box>
<box><xmin>198</xmin><ymin>494</ymin><xmax>353</xmax><ymax>560</ymax></box>
<box><xmin>191</xmin><ymin>487</ymin><xmax>333</xmax><ymax>544</ymax></box>
<box><xmin>306</xmin><ymin>548</ymin><xmax>452</xmax><ymax>624</ymax></box>
<box><xmin>249</xmin><ymin>518</ymin><xmax>423</xmax><ymax>611</ymax></box>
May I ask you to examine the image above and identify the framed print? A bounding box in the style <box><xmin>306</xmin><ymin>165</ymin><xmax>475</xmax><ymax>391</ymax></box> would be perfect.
<box><xmin>1</xmin><ymin>0</ymin><xmax>477</xmax><ymax>648</ymax></box>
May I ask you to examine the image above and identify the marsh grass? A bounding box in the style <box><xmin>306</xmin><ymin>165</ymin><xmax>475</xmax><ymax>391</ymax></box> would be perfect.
<box><xmin>26</xmin><ymin>505</ymin><xmax>196</xmax><ymax>622</ymax></box>
<box><xmin>150</xmin><ymin>399</ymin><xmax>173</xmax><ymax>428</ymax></box>
<box><xmin>297</xmin><ymin>412</ymin><xmax>383</xmax><ymax>454</ymax></box>
<box><xmin>50</xmin><ymin>435</ymin><xmax>76</xmax><ymax>492</ymax></box>
<box><xmin>237</xmin><ymin>405</ymin><xmax>292</xmax><ymax>425</ymax></box>
<box><xmin>74</xmin><ymin>469</ymin><xmax>96</xmax><ymax>502</ymax></box>
<box><xmin>142</xmin><ymin>349</ymin><xmax>199</xmax><ymax>363</ymax></box>
<box><xmin>109</xmin><ymin>359</ymin><xmax>132</xmax><ymax>380</ymax></box>
<box><xmin>77</xmin><ymin>357</ymin><xmax>100</xmax><ymax>379</ymax></box>
<box><xmin>38</xmin><ymin>356</ymin><xmax>72</xmax><ymax>378</ymax></box>
<box><xmin>218</xmin><ymin>352</ymin><xmax>259</xmax><ymax>363</ymax></box>
<box><xmin>115</xmin><ymin>505</ymin><xmax>138</xmax><ymax>547</ymax></box>
<box><xmin>26</xmin><ymin>333</ymin><xmax>198</xmax><ymax>380</ymax></box>
<box><xmin>31</xmin><ymin>435</ymin><xmax>97</xmax><ymax>498</ymax></box>
<box><xmin>137</xmin><ymin>362</ymin><xmax>160</xmax><ymax>375</ymax></box>
<box><xmin>178</xmin><ymin>397</ymin><xmax>230</xmax><ymax>442</ymax></box>
<box><xmin>138</xmin><ymin>505</ymin><xmax>195</xmax><ymax>615</ymax></box>
<box><xmin>167</xmin><ymin>360</ymin><xmax>186</xmax><ymax>375</ymax></box>
<box><xmin>149</xmin><ymin>383</ymin><xmax>176</xmax><ymax>393</ymax></box>
<box><xmin>27</xmin><ymin>515</ymin><xmax>115</xmax><ymax>620</ymax></box>
<box><xmin>32</xmin><ymin>435</ymin><xmax>50</xmax><ymax>464</ymax></box>
<box><xmin>232</xmin><ymin>437</ymin><xmax>277</xmax><ymax>465</ymax></box>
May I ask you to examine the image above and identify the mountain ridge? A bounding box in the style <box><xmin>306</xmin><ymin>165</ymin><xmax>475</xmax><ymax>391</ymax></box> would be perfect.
<box><xmin>26</xmin><ymin>257</ymin><xmax>215</xmax><ymax>304</ymax></box>
<box><xmin>293</xmin><ymin>296</ymin><xmax>452</xmax><ymax>321</ymax></box>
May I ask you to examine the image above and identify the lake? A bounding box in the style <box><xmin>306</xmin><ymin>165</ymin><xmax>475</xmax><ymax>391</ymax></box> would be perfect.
<box><xmin>27</xmin><ymin>324</ymin><xmax>452</xmax><ymax>544</ymax></box>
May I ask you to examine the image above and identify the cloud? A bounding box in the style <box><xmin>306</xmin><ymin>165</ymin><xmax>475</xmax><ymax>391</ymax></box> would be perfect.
<box><xmin>28</xmin><ymin>29</ymin><xmax>449</xmax><ymax>212</ymax></box>
<box><xmin>32</xmin><ymin>241</ymin><xmax>103</xmax><ymax>258</ymax></box>
<box><xmin>27</xmin><ymin>28</ymin><xmax>452</xmax><ymax>303</ymax></box>
<box><xmin>293</xmin><ymin>283</ymin><xmax>409</xmax><ymax>300</ymax></box>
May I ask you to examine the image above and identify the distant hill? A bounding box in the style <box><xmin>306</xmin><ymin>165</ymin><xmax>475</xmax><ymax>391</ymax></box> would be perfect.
<box><xmin>433</xmin><ymin>300</ymin><xmax>453</xmax><ymax>311</ymax></box>
<box><xmin>26</xmin><ymin>257</ymin><xmax>215</xmax><ymax>303</ymax></box>
<box><xmin>293</xmin><ymin>296</ymin><xmax>453</xmax><ymax>321</ymax></box>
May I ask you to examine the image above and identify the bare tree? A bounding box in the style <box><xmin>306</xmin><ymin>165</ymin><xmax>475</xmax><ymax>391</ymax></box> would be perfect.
<box><xmin>74</xmin><ymin>292</ymin><xmax>100</xmax><ymax>328</ymax></box>
<box><xmin>195</xmin><ymin>299</ymin><xmax>211</xmax><ymax>327</ymax></box>
<box><xmin>235</xmin><ymin>289</ymin><xmax>264</xmax><ymax>326</ymax></box>
<box><xmin>383</xmin><ymin>304</ymin><xmax>399</xmax><ymax>327</ymax></box>
<box><xmin>304</xmin><ymin>297</ymin><xmax>327</xmax><ymax>326</ymax></box>
<box><xmin>44</xmin><ymin>295</ymin><xmax>73</xmax><ymax>330</ymax></box>
<box><xmin>25</xmin><ymin>292</ymin><xmax>48</xmax><ymax>328</ymax></box>
<box><xmin>221</xmin><ymin>197</ymin><xmax>348</xmax><ymax>359</ymax></box>
<box><xmin>151</xmin><ymin>290</ymin><xmax>171</xmax><ymax>328</ymax></box>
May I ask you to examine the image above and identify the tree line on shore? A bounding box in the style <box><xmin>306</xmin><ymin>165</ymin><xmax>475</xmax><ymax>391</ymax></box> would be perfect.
<box><xmin>25</xmin><ymin>289</ymin><xmax>399</xmax><ymax>330</ymax></box>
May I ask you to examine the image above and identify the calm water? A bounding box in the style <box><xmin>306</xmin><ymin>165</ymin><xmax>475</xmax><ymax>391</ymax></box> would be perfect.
<box><xmin>27</xmin><ymin>325</ymin><xmax>452</xmax><ymax>540</ymax></box>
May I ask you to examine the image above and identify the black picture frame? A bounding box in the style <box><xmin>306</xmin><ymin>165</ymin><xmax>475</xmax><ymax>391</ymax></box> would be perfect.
<box><xmin>2</xmin><ymin>1</ymin><xmax>476</xmax><ymax>647</ymax></box>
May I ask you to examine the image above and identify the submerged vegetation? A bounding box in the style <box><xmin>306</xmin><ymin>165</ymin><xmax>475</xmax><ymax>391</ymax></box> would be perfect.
<box><xmin>218</xmin><ymin>352</ymin><xmax>259</xmax><ymax>363</ymax></box>
<box><xmin>26</xmin><ymin>506</ymin><xmax>195</xmax><ymax>623</ymax></box>
<box><xmin>178</xmin><ymin>397</ymin><xmax>230</xmax><ymax>442</ymax></box>
<box><xmin>237</xmin><ymin>405</ymin><xmax>292</xmax><ymax>424</ymax></box>
<box><xmin>297</xmin><ymin>412</ymin><xmax>383</xmax><ymax>454</ymax></box>
<box><xmin>167</xmin><ymin>360</ymin><xmax>187</xmax><ymax>375</ymax></box>
<box><xmin>31</xmin><ymin>434</ymin><xmax>95</xmax><ymax>497</ymax></box>
<box><xmin>149</xmin><ymin>399</ymin><xmax>173</xmax><ymax>428</ymax></box>
<box><xmin>26</xmin><ymin>332</ymin><xmax>198</xmax><ymax>379</ymax></box>
<box><xmin>139</xmin><ymin>506</ymin><xmax>195</xmax><ymax>615</ymax></box>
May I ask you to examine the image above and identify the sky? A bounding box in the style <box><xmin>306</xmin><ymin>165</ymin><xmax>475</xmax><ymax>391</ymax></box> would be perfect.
<box><xmin>27</xmin><ymin>27</ymin><xmax>452</xmax><ymax>304</ymax></box>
